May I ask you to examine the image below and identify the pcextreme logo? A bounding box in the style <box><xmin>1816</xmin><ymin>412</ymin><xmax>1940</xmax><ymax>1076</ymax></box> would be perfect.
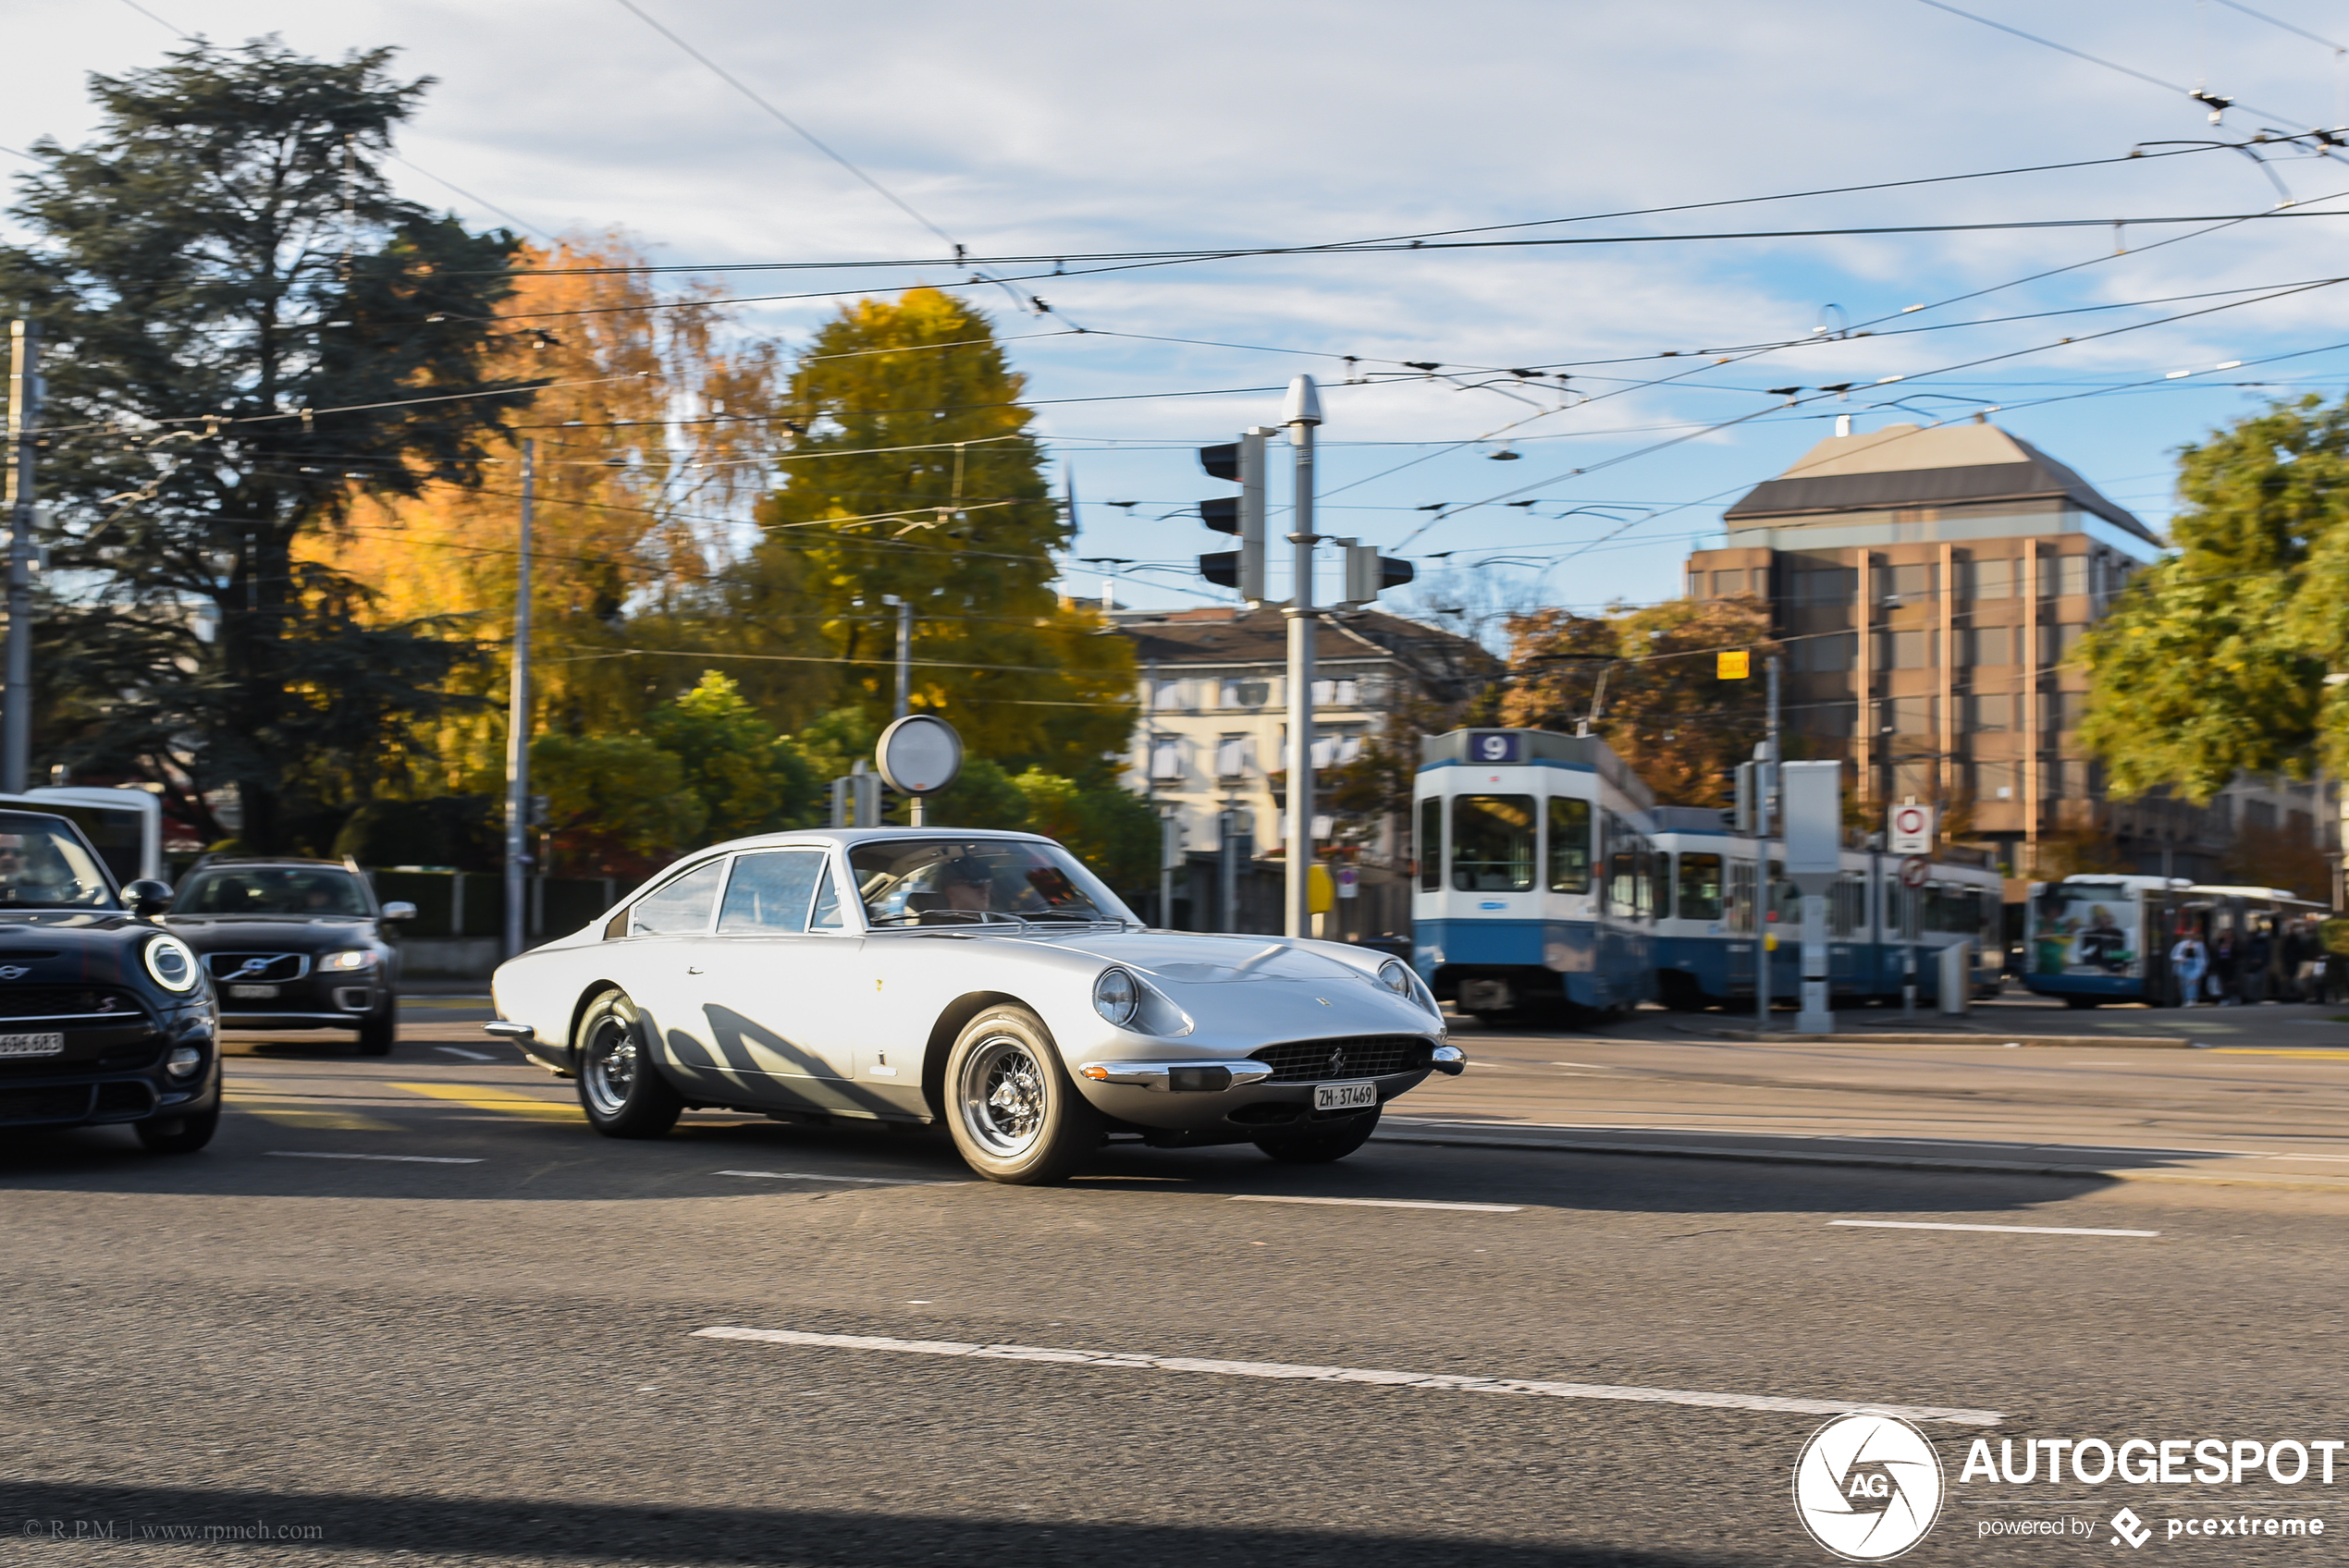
<box><xmin>1793</xmin><ymin>1411</ymin><xmax>1947</xmax><ymax>1562</ymax></box>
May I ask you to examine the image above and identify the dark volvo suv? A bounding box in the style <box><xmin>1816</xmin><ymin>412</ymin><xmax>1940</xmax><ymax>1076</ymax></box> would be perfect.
<box><xmin>0</xmin><ymin>809</ymin><xmax>222</xmax><ymax>1153</ymax></box>
<box><xmin>163</xmin><ymin>857</ymin><xmax>414</xmax><ymax>1055</ymax></box>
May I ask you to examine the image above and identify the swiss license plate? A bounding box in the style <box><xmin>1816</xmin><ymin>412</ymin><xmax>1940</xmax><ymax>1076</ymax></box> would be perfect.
<box><xmin>1313</xmin><ymin>1079</ymin><xmax>1377</xmax><ymax>1112</ymax></box>
<box><xmin>0</xmin><ymin>1031</ymin><xmax>65</xmax><ymax>1058</ymax></box>
<box><xmin>229</xmin><ymin>984</ymin><xmax>280</xmax><ymax>999</ymax></box>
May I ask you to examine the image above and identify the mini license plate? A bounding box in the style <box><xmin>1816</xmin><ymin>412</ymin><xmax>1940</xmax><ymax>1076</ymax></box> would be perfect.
<box><xmin>229</xmin><ymin>984</ymin><xmax>280</xmax><ymax>999</ymax></box>
<box><xmin>0</xmin><ymin>1032</ymin><xmax>65</xmax><ymax>1058</ymax></box>
<box><xmin>1313</xmin><ymin>1079</ymin><xmax>1378</xmax><ymax>1112</ymax></box>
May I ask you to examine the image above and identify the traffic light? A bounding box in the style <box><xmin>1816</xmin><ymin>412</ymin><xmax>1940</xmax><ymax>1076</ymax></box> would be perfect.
<box><xmin>1197</xmin><ymin>429</ymin><xmax>1268</xmax><ymax>603</ymax></box>
<box><xmin>1334</xmin><ymin>537</ymin><xmax>1415</xmax><ymax>609</ymax></box>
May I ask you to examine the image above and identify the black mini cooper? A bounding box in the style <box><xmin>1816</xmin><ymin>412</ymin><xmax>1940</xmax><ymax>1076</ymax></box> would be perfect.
<box><xmin>0</xmin><ymin>809</ymin><xmax>221</xmax><ymax>1153</ymax></box>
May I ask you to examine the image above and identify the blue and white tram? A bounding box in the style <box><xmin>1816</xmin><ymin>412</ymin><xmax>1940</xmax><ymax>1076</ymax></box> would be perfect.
<box><xmin>1649</xmin><ymin>815</ymin><xmax>2004</xmax><ymax>1010</ymax></box>
<box><xmin>1410</xmin><ymin>728</ymin><xmax>1659</xmax><ymax>1020</ymax></box>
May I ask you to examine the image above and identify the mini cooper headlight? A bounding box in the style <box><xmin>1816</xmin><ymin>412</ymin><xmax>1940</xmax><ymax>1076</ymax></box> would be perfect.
<box><xmin>319</xmin><ymin>949</ymin><xmax>376</xmax><ymax>972</ymax></box>
<box><xmin>1376</xmin><ymin>960</ymin><xmax>1415</xmax><ymax>998</ymax></box>
<box><xmin>1092</xmin><ymin>967</ymin><xmax>1140</xmax><ymax>1027</ymax></box>
<box><xmin>143</xmin><ymin>936</ymin><xmax>198</xmax><ymax>992</ymax></box>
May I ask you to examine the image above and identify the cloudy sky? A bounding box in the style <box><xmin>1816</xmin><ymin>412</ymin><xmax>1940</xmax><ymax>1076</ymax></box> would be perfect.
<box><xmin>9</xmin><ymin>0</ymin><xmax>2349</xmax><ymax>624</ymax></box>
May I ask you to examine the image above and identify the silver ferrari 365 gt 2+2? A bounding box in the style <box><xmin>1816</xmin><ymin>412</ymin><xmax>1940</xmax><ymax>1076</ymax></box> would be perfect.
<box><xmin>487</xmin><ymin>828</ymin><xmax>1463</xmax><ymax>1182</ymax></box>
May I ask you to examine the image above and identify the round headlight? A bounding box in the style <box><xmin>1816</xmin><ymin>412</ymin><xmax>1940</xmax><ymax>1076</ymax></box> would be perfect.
<box><xmin>1092</xmin><ymin>967</ymin><xmax>1139</xmax><ymax>1027</ymax></box>
<box><xmin>144</xmin><ymin>935</ymin><xmax>199</xmax><ymax>993</ymax></box>
<box><xmin>1377</xmin><ymin>959</ymin><xmax>1415</xmax><ymax>998</ymax></box>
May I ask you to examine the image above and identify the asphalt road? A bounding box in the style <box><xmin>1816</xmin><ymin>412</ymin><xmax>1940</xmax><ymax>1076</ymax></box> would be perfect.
<box><xmin>6</xmin><ymin>999</ymin><xmax>2349</xmax><ymax>1566</ymax></box>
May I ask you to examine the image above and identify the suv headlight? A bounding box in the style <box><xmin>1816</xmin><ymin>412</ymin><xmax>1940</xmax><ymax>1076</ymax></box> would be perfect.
<box><xmin>144</xmin><ymin>936</ymin><xmax>198</xmax><ymax>992</ymax></box>
<box><xmin>1092</xmin><ymin>967</ymin><xmax>1140</xmax><ymax>1027</ymax></box>
<box><xmin>319</xmin><ymin>949</ymin><xmax>376</xmax><ymax>972</ymax></box>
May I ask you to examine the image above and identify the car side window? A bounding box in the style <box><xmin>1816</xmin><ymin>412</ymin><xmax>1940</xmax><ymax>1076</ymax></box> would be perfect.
<box><xmin>808</xmin><ymin>864</ymin><xmax>845</xmax><ymax>931</ymax></box>
<box><xmin>716</xmin><ymin>851</ymin><xmax>826</xmax><ymax>935</ymax></box>
<box><xmin>627</xmin><ymin>859</ymin><xmax>727</xmax><ymax>936</ymax></box>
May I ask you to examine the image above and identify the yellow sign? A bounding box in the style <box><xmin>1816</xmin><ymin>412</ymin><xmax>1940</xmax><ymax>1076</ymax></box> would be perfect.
<box><xmin>1308</xmin><ymin>862</ymin><xmax>1336</xmax><ymax>914</ymax></box>
<box><xmin>1717</xmin><ymin>649</ymin><xmax>1751</xmax><ymax>680</ymax></box>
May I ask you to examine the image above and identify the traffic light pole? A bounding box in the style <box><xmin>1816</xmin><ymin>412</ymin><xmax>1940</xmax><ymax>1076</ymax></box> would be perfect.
<box><xmin>503</xmin><ymin>438</ymin><xmax>535</xmax><ymax>959</ymax></box>
<box><xmin>1283</xmin><ymin>375</ymin><xmax>1322</xmax><ymax>940</ymax></box>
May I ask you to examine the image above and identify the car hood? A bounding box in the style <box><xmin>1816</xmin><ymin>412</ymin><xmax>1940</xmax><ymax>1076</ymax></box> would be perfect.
<box><xmin>1022</xmin><ymin>930</ymin><xmax>1378</xmax><ymax>984</ymax></box>
<box><xmin>0</xmin><ymin>912</ymin><xmax>169</xmax><ymax>986</ymax></box>
<box><xmin>162</xmin><ymin>915</ymin><xmax>378</xmax><ymax>951</ymax></box>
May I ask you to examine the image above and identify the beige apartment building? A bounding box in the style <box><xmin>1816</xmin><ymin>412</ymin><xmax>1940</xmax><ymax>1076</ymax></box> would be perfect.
<box><xmin>1684</xmin><ymin>420</ymin><xmax>2326</xmax><ymax>885</ymax></box>
<box><xmin>1113</xmin><ymin>606</ymin><xmax>1495</xmax><ymax>932</ymax></box>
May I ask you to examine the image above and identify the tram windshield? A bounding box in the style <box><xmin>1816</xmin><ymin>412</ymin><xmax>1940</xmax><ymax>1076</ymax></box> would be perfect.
<box><xmin>1452</xmin><ymin>795</ymin><xmax>1535</xmax><ymax>891</ymax></box>
<box><xmin>2028</xmin><ymin>881</ymin><xmax>2143</xmax><ymax>979</ymax></box>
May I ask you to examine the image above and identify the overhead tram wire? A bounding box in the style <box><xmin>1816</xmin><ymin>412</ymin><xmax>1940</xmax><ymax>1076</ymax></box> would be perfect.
<box><xmin>491</xmin><ymin>141</ymin><xmax>2255</xmax><ymax>278</ymax></box>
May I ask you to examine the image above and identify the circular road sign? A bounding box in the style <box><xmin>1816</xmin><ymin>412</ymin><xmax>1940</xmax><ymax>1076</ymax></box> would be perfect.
<box><xmin>1889</xmin><ymin>803</ymin><xmax>1930</xmax><ymax>841</ymax></box>
<box><xmin>875</xmin><ymin>714</ymin><xmax>963</xmax><ymax>797</ymax></box>
<box><xmin>1900</xmin><ymin>856</ymin><xmax>1930</xmax><ymax>889</ymax></box>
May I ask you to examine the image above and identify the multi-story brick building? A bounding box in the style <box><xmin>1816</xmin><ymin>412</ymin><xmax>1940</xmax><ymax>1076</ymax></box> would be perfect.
<box><xmin>1684</xmin><ymin>419</ymin><xmax>2264</xmax><ymax>883</ymax></box>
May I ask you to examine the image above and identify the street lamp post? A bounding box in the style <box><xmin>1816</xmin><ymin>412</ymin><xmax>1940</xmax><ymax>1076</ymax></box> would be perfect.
<box><xmin>1282</xmin><ymin>375</ymin><xmax>1322</xmax><ymax>939</ymax></box>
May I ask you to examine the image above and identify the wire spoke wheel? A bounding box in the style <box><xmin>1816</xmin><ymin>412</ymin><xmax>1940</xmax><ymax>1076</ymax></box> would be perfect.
<box><xmin>958</xmin><ymin>1034</ymin><xmax>1047</xmax><ymax>1158</ymax></box>
<box><xmin>584</xmin><ymin>1015</ymin><xmax>643</xmax><ymax>1116</ymax></box>
<box><xmin>573</xmin><ymin>990</ymin><xmax>682</xmax><ymax>1138</ymax></box>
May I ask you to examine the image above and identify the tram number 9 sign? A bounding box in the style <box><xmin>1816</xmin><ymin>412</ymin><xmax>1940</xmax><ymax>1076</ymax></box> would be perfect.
<box><xmin>1470</xmin><ymin>732</ymin><xmax>1522</xmax><ymax>764</ymax></box>
<box><xmin>1888</xmin><ymin>802</ymin><xmax>1935</xmax><ymax>855</ymax></box>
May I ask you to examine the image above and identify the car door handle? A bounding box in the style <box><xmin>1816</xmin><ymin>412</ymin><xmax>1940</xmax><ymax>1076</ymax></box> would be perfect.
<box><xmin>686</xmin><ymin>965</ymin><xmax>704</xmax><ymax>975</ymax></box>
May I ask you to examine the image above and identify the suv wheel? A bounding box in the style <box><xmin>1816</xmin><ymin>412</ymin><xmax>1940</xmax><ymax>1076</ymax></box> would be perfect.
<box><xmin>135</xmin><ymin>1105</ymin><xmax>220</xmax><ymax>1155</ymax></box>
<box><xmin>355</xmin><ymin>999</ymin><xmax>398</xmax><ymax>1055</ymax></box>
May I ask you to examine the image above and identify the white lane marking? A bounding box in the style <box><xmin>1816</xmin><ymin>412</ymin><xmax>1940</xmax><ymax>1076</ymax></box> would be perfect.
<box><xmin>434</xmin><ymin>1046</ymin><xmax>497</xmax><ymax>1061</ymax></box>
<box><xmin>693</xmin><ymin>1326</ymin><xmax>2001</xmax><ymax>1426</ymax></box>
<box><xmin>264</xmin><ymin>1151</ymin><xmax>483</xmax><ymax>1164</ymax></box>
<box><xmin>1228</xmin><ymin>1194</ymin><xmax>1521</xmax><ymax>1213</ymax></box>
<box><xmin>1392</xmin><ymin>1120</ymin><xmax>2349</xmax><ymax>1164</ymax></box>
<box><xmin>717</xmin><ymin>1170</ymin><xmax>970</xmax><ymax>1186</ymax></box>
<box><xmin>1830</xmin><ymin>1219</ymin><xmax>2158</xmax><ymax>1238</ymax></box>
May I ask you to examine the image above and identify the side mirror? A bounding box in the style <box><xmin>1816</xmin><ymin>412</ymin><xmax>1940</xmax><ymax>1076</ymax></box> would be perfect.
<box><xmin>381</xmin><ymin>901</ymin><xmax>418</xmax><ymax>923</ymax></box>
<box><xmin>123</xmin><ymin>878</ymin><xmax>174</xmax><ymax>916</ymax></box>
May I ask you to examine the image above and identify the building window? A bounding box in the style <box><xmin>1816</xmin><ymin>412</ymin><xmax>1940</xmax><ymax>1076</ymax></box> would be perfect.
<box><xmin>1789</xmin><ymin>565</ymin><xmax>1854</xmax><ymax>606</ymax></box>
<box><xmin>1792</xmin><ymin>631</ymin><xmax>1853</xmax><ymax>672</ymax></box>
<box><xmin>1215</xmin><ymin>734</ymin><xmax>1252</xmax><ymax>778</ymax></box>
<box><xmin>2246</xmin><ymin>798</ymin><xmax>2278</xmax><ymax>832</ymax></box>
<box><xmin>1973</xmin><ymin>760</ymin><xmax>2020</xmax><ymax>801</ymax></box>
<box><xmin>1219</xmin><ymin>678</ymin><xmax>1271</xmax><ymax>708</ymax></box>
<box><xmin>1965</xmin><ymin>557</ymin><xmax>2015</xmax><ymax>600</ymax></box>
<box><xmin>2056</xmin><ymin>556</ymin><xmax>2089</xmax><ymax>598</ymax></box>
<box><xmin>2038</xmin><ymin>622</ymin><xmax>2086</xmax><ymax>666</ymax></box>
<box><xmin>1710</xmin><ymin>569</ymin><xmax>1749</xmax><ymax>597</ymax></box>
<box><xmin>1310</xmin><ymin>677</ymin><xmax>1360</xmax><ymax>706</ymax></box>
<box><xmin>1148</xmin><ymin>736</ymin><xmax>1185</xmax><ymax>781</ymax></box>
<box><xmin>1879</xmin><ymin>629</ymin><xmax>1937</xmax><ymax>668</ymax></box>
<box><xmin>1882</xmin><ymin>562</ymin><xmax>1937</xmax><ymax>606</ymax></box>
<box><xmin>1961</xmin><ymin>625</ymin><xmax>2019</xmax><ymax>667</ymax></box>
<box><xmin>1966</xmin><ymin>692</ymin><xmax>2012</xmax><ymax>732</ymax></box>
<box><xmin>1150</xmin><ymin>679</ymin><xmax>1187</xmax><ymax>712</ymax></box>
<box><xmin>1309</xmin><ymin>730</ymin><xmax>1364</xmax><ymax>768</ymax></box>
<box><xmin>1887</xmin><ymin>695</ymin><xmax>1937</xmax><ymax>738</ymax></box>
<box><xmin>2038</xmin><ymin>690</ymin><xmax>2087</xmax><ymax>732</ymax></box>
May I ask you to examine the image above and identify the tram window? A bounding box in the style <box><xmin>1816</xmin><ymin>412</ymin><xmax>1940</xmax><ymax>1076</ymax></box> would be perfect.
<box><xmin>1831</xmin><ymin>873</ymin><xmax>1865</xmax><ymax>936</ymax></box>
<box><xmin>1418</xmin><ymin>797</ymin><xmax>1442</xmax><ymax>892</ymax></box>
<box><xmin>1546</xmin><ymin>797</ymin><xmax>1592</xmax><ymax>892</ymax></box>
<box><xmin>1451</xmin><ymin>795</ymin><xmax>1535</xmax><ymax>892</ymax></box>
<box><xmin>1727</xmin><ymin>859</ymin><xmax>1756</xmax><ymax>935</ymax></box>
<box><xmin>1676</xmin><ymin>853</ymin><xmax>1723</xmax><ymax>921</ymax></box>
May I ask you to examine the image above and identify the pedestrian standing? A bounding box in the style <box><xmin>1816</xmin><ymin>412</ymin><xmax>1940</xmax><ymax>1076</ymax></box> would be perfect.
<box><xmin>2242</xmin><ymin>923</ymin><xmax>2273</xmax><ymax>1005</ymax></box>
<box><xmin>2169</xmin><ymin>929</ymin><xmax>2208</xmax><ymax>1009</ymax></box>
<box><xmin>2210</xmin><ymin>931</ymin><xmax>2239</xmax><ymax>1005</ymax></box>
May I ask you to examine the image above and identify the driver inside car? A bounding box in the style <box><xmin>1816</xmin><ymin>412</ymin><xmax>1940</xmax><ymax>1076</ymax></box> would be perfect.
<box><xmin>938</xmin><ymin>856</ymin><xmax>994</xmax><ymax>914</ymax></box>
<box><xmin>0</xmin><ymin>830</ymin><xmax>76</xmax><ymax>903</ymax></box>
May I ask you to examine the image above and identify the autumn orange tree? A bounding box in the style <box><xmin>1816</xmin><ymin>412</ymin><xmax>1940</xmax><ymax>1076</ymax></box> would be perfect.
<box><xmin>1500</xmin><ymin>595</ymin><xmax>1777</xmax><ymax>806</ymax></box>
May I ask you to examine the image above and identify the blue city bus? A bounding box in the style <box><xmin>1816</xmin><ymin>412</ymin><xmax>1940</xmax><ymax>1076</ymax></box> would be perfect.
<box><xmin>2023</xmin><ymin>876</ymin><xmax>2326</xmax><ymax>1007</ymax></box>
<box><xmin>1410</xmin><ymin>728</ymin><xmax>1658</xmax><ymax>1021</ymax></box>
<box><xmin>1649</xmin><ymin>813</ymin><xmax>2003</xmax><ymax>1010</ymax></box>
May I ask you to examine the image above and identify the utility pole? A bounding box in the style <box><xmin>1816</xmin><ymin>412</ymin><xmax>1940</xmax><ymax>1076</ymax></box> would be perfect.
<box><xmin>1756</xmin><ymin>654</ymin><xmax>1781</xmax><ymax>1031</ymax></box>
<box><xmin>4</xmin><ymin>322</ymin><xmax>40</xmax><ymax>796</ymax></box>
<box><xmin>882</xmin><ymin>594</ymin><xmax>911</xmax><ymax>718</ymax></box>
<box><xmin>502</xmin><ymin>439</ymin><xmax>535</xmax><ymax>958</ymax></box>
<box><xmin>1282</xmin><ymin>374</ymin><xmax>1322</xmax><ymax>939</ymax></box>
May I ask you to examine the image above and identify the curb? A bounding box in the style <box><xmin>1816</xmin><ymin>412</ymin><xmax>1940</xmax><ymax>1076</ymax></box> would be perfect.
<box><xmin>1369</xmin><ymin>1127</ymin><xmax>2349</xmax><ymax>1194</ymax></box>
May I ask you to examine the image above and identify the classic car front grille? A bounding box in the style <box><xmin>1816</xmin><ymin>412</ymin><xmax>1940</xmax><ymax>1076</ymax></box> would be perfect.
<box><xmin>0</xmin><ymin>986</ymin><xmax>149</xmax><ymax>1023</ymax></box>
<box><xmin>0</xmin><ymin>1084</ymin><xmax>93</xmax><ymax>1123</ymax></box>
<box><xmin>203</xmin><ymin>952</ymin><xmax>309</xmax><ymax>984</ymax></box>
<box><xmin>1248</xmin><ymin>1035</ymin><xmax>1427</xmax><ymax>1084</ymax></box>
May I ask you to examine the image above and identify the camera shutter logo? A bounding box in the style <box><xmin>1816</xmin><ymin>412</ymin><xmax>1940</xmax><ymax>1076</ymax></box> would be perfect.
<box><xmin>1791</xmin><ymin>1411</ymin><xmax>1944</xmax><ymax>1561</ymax></box>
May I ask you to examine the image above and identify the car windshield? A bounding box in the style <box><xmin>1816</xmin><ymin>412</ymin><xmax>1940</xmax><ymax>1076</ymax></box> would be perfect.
<box><xmin>0</xmin><ymin>812</ymin><xmax>118</xmax><ymax>909</ymax></box>
<box><xmin>175</xmin><ymin>866</ymin><xmax>372</xmax><ymax>917</ymax></box>
<box><xmin>849</xmin><ymin>838</ymin><xmax>1132</xmax><ymax>927</ymax></box>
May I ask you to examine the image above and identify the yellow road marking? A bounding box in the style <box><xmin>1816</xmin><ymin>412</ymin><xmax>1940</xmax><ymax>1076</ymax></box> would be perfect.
<box><xmin>2208</xmin><ymin>1048</ymin><xmax>2349</xmax><ymax>1060</ymax></box>
<box><xmin>227</xmin><ymin>1096</ymin><xmax>404</xmax><ymax>1133</ymax></box>
<box><xmin>390</xmin><ymin>1082</ymin><xmax>581</xmax><ymax>1120</ymax></box>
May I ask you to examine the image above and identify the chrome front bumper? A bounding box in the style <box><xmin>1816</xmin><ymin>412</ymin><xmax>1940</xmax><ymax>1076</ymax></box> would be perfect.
<box><xmin>1077</xmin><ymin>1059</ymin><xmax>1275</xmax><ymax>1092</ymax></box>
